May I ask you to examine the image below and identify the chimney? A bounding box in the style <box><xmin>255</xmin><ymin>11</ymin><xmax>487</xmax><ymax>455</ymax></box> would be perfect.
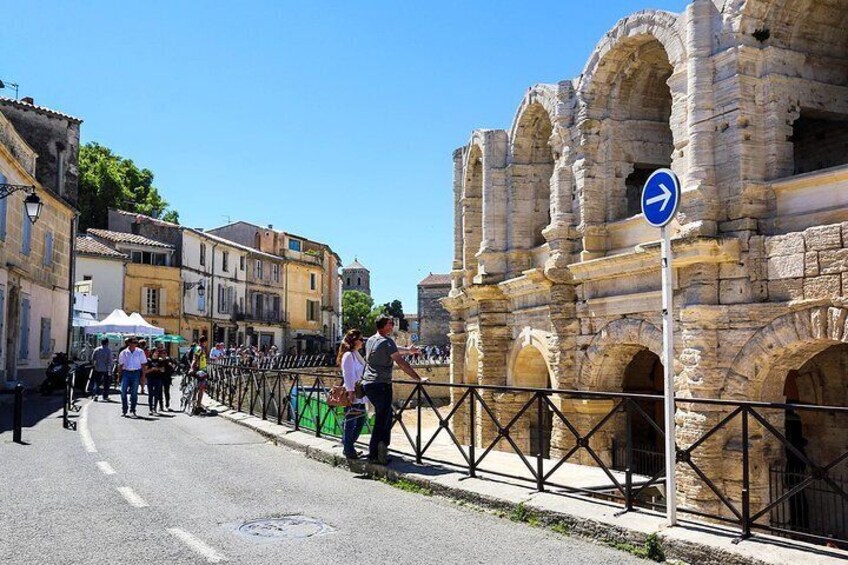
<box><xmin>21</xmin><ymin>96</ymin><xmax>34</xmax><ymax>105</ymax></box>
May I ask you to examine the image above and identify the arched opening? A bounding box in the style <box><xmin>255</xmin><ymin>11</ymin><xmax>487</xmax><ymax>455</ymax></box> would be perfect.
<box><xmin>764</xmin><ymin>343</ymin><xmax>848</xmax><ymax>540</ymax></box>
<box><xmin>507</xmin><ymin>345</ymin><xmax>553</xmax><ymax>458</ymax></box>
<box><xmin>616</xmin><ymin>350</ymin><xmax>665</xmax><ymax>476</ymax></box>
<box><xmin>462</xmin><ymin>145</ymin><xmax>483</xmax><ymax>286</ymax></box>
<box><xmin>585</xmin><ymin>36</ymin><xmax>675</xmax><ymax>223</ymax></box>
<box><xmin>511</xmin><ymin>103</ymin><xmax>554</xmax><ymax>249</ymax></box>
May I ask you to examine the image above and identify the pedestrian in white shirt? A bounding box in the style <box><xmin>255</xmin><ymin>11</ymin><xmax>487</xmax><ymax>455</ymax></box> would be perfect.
<box><xmin>118</xmin><ymin>337</ymin><xmax>148</xmax><ymax>418</ymax></box>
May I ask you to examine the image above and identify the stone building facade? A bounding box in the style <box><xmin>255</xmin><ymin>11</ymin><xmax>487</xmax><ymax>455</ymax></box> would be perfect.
<box><xmin>0</xmin><ymin>98</ymin><xmax>80</xmax><ymax>388</ymax></box>
<box><xmin>444</xmin><ymin>0</ymin><xmax>848</xmax><ymax>529</ymax></box>
<box><xmin>417</xmin><ymin>273</ymin><xmax>451</xmax><ymax>346</ymax></box>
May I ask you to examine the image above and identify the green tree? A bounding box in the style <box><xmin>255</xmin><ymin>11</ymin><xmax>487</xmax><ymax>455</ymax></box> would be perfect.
<box><xmin>77</xmin><ymin>142</ymin><xmax>179</xmax><ymax>231</ymax></box>
<box><xmin>342</xmin><ymin>290</ymin><xmax>374</xmax><ymax>333</ymax></box>
<box><xmin>381</xmin><ymin>299</ymin><xmax>408</xmax><ymax>331</ymax></box>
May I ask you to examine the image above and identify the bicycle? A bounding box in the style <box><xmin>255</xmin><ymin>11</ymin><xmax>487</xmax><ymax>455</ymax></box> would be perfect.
<box><xmin>179</xmin><ymin>373</ymin><xmax>198</xmax><ymax>415</ymax></box>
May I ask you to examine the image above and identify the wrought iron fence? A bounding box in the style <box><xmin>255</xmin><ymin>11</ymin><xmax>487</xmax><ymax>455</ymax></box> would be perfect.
<box><xmin>206</xmin><ymin>364</ymin><xmax>848</xmax><ymax>548</ymax></box>
<box><xmin>214</xmin><ymin>354</ymin><xmax>334</xmax><ymax>370</ymax></box>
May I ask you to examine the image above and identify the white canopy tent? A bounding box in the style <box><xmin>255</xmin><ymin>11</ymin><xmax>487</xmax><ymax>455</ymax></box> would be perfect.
<box><xmin>83</xmin><ymin>309</ymin><xmax>165</xmax><ymax>336</ymax></box>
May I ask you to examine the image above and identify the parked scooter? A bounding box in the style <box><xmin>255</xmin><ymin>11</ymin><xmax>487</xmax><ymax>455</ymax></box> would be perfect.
<box><xmin>40</xmin><ymin>352</ymin><xmax>73</xmax><ymax>395</ymax></box>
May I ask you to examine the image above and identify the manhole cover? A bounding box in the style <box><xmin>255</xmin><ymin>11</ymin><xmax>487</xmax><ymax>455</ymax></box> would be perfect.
<box><xmin>237</xmin><ymin>516</ymin><xmax>334</xmax><ymax>540</ymax></box>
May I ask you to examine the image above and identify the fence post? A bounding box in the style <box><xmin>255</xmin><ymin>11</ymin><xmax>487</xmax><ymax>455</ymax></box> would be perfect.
<box><xmin>536</xmin><ymin>393</ymin><xmax>545</xmax><ymax>493</ymax></box>
<box><xmin>293</xmin><ymin>373</ymin><xmax>300</xmax><ymax>431</ymax></box>
<box><xmin>276</xmin><ymin>375</ymin><xmax>282</xmax><ymax>425</ymax></box>
<box><xmin>416</xmin><ymin>383</ymin><xmax>422</xmax><ymax>464</ymax></box>
<box><xmin>237</xmin><ymin>369</ymin><xmax>244</xmax><ymax>412</ymax></box>
<box><xmin>469</xmin><ymin>388</ymin><xmax>477</xmax><ymax>478</ymax></box>
<box><xmin>741</xmin><ymin>406</ymin><xmax>751</xmax><ymax>540</ymax></box>
<box><xmin>262</xmin><ymin>374</ymin><xmax>268</xmax><ymax>420</ymax></box>
<box><xmin>63</xmin><ymin>374</ymin><xmax>71</xmax><ymax>429</ymax></box>
<box><xmin>624</xmin><ymin>399</ymin><xmax>634</xmax><ymax>511</ymax></box>
<box><xmin>13</xmin><ymin>383</ymin><xmax>23</xmax><ymax>443</ymax></box>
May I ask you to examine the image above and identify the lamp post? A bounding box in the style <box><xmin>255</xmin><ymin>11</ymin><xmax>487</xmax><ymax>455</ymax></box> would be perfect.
<box><xmin>0</xmin><ymin>184</ymin><xmax>43</xmax><ymax>224</ymax></box>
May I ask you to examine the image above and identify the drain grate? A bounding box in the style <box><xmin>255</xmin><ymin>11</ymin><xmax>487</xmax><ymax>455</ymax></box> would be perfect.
<box><xmin>237</xmin><ymin>516</ymin><xmax>334</xmax><ymax>540</ymax></box>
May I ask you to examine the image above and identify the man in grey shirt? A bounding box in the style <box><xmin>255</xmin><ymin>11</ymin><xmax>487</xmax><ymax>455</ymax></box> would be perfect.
<box><xmin>362</xmin><ymin>314</ymin><xmax>426</xmax><ymax>464</ymax></box>
<box><xmin>90</xmin><ymin>338</ymin><xmax>114</xmax><ymax>401</ymax></box>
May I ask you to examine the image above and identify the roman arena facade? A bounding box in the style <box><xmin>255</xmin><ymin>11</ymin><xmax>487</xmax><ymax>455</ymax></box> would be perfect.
<box><xmin>442</xmin><ymin>0</ymin><xmax>848</xmax><ymax>533</ymax></box>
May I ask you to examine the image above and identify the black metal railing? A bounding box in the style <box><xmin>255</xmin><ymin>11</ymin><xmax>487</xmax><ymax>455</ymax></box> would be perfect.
<box><xmin>214</xmin><ymin>354</ymin><xmax>334</xmax><ymax>370</ymax></box>
<box><xmin>206</xmin><ymin>364</ymin><xmax>848</xmax><ymax>549</ymax></box>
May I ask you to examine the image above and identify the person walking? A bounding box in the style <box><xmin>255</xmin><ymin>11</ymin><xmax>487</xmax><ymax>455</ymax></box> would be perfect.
<box><xmin>137</xmin><ymin>339</ymin><xmax>149</xmax><ymax>395</ymax></box>
<box><xmin>145</xmin><ymin>340</ymin><xmax>169</xmax><ymax>415</ymax></box>
<box><xmin>90</xmin><ymin>338</ymin><xmax>114</xmax><ymax>402</ymax></box>
<box><xmin>190</xmin><ymin>336</ymin><xmax>210</xmax><ymax>415</ymax></box>
<box><xmin>118</xmin><ymin>337</ymin><xmax>148</xmax><ymax>418</ymax></box>
<box><xmin>361</xmin><ymin>315</ymin><xmax>426</xmax><ymax>465</ymax></box>
<box><xmin>153</xmin><ymin>344</ymin><xmax>175</xmax><ymax>412</ymax></box>
<box><xmin>338</xmin><ymin>329</ymin><xmax>367</xmax><ymax>459</ymax></box>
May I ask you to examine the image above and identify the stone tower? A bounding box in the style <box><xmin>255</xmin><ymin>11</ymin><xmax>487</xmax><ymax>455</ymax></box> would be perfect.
<box><xmin>342</xmin><ymin>258</ymin><xmax>370</xmax><ymax>296</ymax></box>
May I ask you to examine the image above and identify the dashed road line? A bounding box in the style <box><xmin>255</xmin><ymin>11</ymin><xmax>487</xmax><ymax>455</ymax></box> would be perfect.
<box><xmin>79</xmin><ymin>402</ymin><xmax>97</xmax><ymax>453</ymax></box>
<box><xmin>167</xmin><ymin>528</ymin><xmax>226</xmax><ymax>563</ymax></box>
<box><xmin>96</xmin><ymin>461</ymin><xmax>116</xmax><ymax>475</ymax></box>
<box><xmin>116</xmin><ymin>486</ymin><xmax>149</xmax><ymax>508</ymax></box>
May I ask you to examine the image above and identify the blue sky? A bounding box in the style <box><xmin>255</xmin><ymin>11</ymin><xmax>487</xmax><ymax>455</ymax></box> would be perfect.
<box><xmin>4</xmin><ymin>0</ymin><xmax>688</xmax><ymax>310</ymax></box>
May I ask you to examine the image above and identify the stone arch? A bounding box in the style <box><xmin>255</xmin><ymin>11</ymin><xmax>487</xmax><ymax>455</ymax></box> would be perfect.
<box><xmin>579</xmin><ymin>318</ymin><xmax>663</xmax><ymax>391</ymax></box>
<box><xmin>506</xmin><ymin>327</ymin><xmax>554</xmax><ymax>387</ymax></box>
<box><xmin>574</xmin><ymin>10</ymin><xmax>687</xmax><ymax>233</ymax></box>
<box><xmin>461</xmin><ymin>137</ymin><xmax>484</xmax><ymax>286</ymax></box>
<box><xmin>725</xmin><ymin>305</ymin><xmax>848</xmax><ymax>402</ymax></box>
<box><xmin>508</xmin><ymin>86</ymin><xmax>557</xmax><ymax>251</ymax></box>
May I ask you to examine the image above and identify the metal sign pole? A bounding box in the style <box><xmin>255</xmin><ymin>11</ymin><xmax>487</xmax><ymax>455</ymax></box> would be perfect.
<box><xmin>660</xmin><ymin>225</ymin><xmax>677</xmax><ymax>526</ymax></box>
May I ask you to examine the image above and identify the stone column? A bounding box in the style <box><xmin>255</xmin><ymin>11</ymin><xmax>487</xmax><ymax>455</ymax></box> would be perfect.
<box><xmin>446</xmin><ymin>322</ymin><xmax>468</xmax><ymax>445</ymax></box>
<box><xmin>679</xmin><ymin>0</ymin><xmax>718</xmax><ymax>236</ymax></box>
<box><xmin>477</xmin><ymin>130</ymin><xmax>509</xmax><ymax>283</ymax></box>
<box><xmin>467</xmin><ymin>285</ymin><xmax>510</xmax><ymax>448</ymax></box>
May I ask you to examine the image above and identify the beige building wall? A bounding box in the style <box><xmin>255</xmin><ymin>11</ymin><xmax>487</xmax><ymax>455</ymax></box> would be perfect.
<box><xmin>0</xmin><ymin>111</ymin><xmax>75</xmax><ymax>387</ymax></box>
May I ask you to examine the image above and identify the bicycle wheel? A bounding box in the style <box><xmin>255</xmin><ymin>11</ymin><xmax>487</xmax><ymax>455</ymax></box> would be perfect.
<box><xmin>180</xmin><ymin>381</ymin><xmax>194</xmax><ymax>413</ymax></box>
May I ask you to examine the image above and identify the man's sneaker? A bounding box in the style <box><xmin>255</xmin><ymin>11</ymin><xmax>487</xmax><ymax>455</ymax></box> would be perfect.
<box><xmin>121</xmin><ymin>412</ymin><xmax>127</xmax><ymax>418</ymax></box>
<box><xmin>130</xmin><ymin>411</ymin><xmax>137</xmax><ymax>418</ymax></box>
<box><xmin>377</xmin><ymin>442</ymin><xmax>389</xmax><ymax>465</ymax></box>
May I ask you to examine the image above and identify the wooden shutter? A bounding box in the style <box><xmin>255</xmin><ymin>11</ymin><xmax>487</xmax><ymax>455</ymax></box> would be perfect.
<box><xmin>21</xmin><ymin>205</ymin><xmax>31</xmax><ymax>256</ymax></box>
<box><xmin>158</xmin><ymin>288</ymin><xmax>167</xmax><ymax>316</ymax></box>
<box><xmin>0</xmin><ymin>173</ymin><xmax>6</xmax><ymax>240</ymax></box>
<box><xmin>0</xmin><ymin>287</ymin><xmax>6</xmax><ymax>358</ymax></box>
<box><xmin>40</xmin><ymin>318</ymin><xmax>51</xmax><ymax>357</ymax></box>
<box><xmin>43</xmin><ymin>232</ymin><xmax>54</xmax><ymax>266</ymax></box>
<box><xmin>19</xmin><ymin>297</ymin><xmax>30</xmax><ymax>359</ymax></box>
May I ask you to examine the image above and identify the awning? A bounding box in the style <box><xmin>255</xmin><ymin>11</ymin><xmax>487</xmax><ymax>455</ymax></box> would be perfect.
<box><xmin>73</xmin><ymin>312</ymin><xmax>98</xmax><ymax>327</ymax></box>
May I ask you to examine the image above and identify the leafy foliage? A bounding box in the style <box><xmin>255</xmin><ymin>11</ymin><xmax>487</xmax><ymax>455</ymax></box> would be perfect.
<box><xmin>342</xmin><ymin>290</ymin><xmax>374</xmax><ymax>334</ymax></box>
<box><xmin>381</xmin><ymin>299</ymin><xmax>408</xmax><ymax>331</ymax></box>
<box><xmin>77</xmin><ymin>142</ymin><xmax>179</xmax><ymax>231</ymax></box>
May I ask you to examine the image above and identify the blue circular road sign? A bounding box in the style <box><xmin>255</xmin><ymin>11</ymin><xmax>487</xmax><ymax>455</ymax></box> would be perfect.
<box><xmin>641</xmin><ymin>168</ymin><xmax>681</xmax><ymax>227</ymax></box>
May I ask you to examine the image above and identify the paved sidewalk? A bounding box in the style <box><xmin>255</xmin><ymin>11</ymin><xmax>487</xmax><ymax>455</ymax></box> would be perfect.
<box><xmin>203</xmin><ymin>396</ymin><xmax>848</xmax><ymax>565</ymax></box>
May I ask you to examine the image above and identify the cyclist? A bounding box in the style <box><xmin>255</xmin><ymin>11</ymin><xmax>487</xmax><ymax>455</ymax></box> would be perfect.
<box><xmin>190</xmin><ymin>336</ymin><xmax>210</xmax><ymax>415</ymax></box>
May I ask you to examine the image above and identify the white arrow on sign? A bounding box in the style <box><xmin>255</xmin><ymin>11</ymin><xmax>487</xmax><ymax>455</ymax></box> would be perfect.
<box><xmin>646</xmin><ymin>182</ymin><xmax>672</xmax><ymax>211</ymax></box>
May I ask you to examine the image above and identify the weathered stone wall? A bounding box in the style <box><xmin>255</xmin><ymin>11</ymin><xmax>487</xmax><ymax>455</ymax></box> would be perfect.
<box><xmin>442</xmin><ymin>0</ymin><xmax>848</xmax><ymax>527</ymax></box>
<box><xmin>417</xmin><ymin>281</ymin><xmax>450</xmax><ymax>346</ymax></box>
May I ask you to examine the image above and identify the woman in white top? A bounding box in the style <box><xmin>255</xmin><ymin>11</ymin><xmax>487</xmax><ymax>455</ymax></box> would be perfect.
<box><xmin>338</xmin><ymin>329</ymin><xmax>367</xmax><ymax>459</ymax></box>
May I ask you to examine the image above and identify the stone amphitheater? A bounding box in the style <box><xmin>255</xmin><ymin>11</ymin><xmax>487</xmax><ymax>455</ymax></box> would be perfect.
<box><xmin>442</xmin><ymin>0</ymin><xmax>848</xmax><ymax>529</ymax></box>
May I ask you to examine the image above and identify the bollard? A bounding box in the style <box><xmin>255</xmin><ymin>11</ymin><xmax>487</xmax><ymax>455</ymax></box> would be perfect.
<box><xmin>13</xmin><ymin>383</ymin><xmax>23</xmax><ymax>443</ymax></box>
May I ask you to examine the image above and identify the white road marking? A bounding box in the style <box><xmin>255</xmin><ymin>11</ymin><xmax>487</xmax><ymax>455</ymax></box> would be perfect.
<box><xmin>79</xmin><ymin>402</ymin><xmax>97</xmax><ymax>453</ymax></box>
<box><xmin>96</xmin><ymin>461</ymin><xmax>116</xmax><ymax>475</ymax></box>
<box><xmin>116</xmin><ymin>486</ymin><xmax>149</xmax><ymax>508</ymax></box>
<box><xmin>167</xmin><ymin>528</ymin><xmax>226</xmax><ymax>563</ymax></box>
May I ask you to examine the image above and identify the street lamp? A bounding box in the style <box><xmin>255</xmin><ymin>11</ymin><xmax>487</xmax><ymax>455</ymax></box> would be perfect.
<box><xmin>0</xmin><ymin>184</ymin><xmax>43</xmax><ymax>224</ymax></box>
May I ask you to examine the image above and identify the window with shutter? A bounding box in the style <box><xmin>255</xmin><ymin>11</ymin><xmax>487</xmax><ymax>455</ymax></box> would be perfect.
<box><xmin>43</xmin><ymin>232</ymin><xmax>54</xmax><ymax>266</ymax></box>
<box><xmin>0</xmin><ymin>287</ymin><xmax>5</xmax><ymax>359</ymax></box>
<box><xmin>21</xmin><ymin>204</ymin><xmax>31</xmax><ymax>256</ymax></box>
<box><xmin>198</xmin><ymin>288</ymin><xmax>206</xmax><ymax>313</ymax></box>
<box><xmin>40</xmin><ymin>318</ymin><xmax>51</xmax><ymax>357</ymax></box>
<box><xmin>19</xmin><ymin>297</ymin><xmax>30</xmax><ymax>360</ymax></box>
<box><xmin>227</xmin><ymin>287</ymin><xmax>234</xmax><ymax>314</ymax></box>
<box><xmin>0</xmin><ymin>173</ymin><xmax>6</xmax><ymax>240</ymax></box>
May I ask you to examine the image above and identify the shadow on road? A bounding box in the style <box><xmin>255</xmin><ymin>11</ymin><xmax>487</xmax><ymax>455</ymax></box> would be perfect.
<box><xmin>0</xmin><ymin>390</ymin><xmax>64</xmax><ymax>436</ymax></box>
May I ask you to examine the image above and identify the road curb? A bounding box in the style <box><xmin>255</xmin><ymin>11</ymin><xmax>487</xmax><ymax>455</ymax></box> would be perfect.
<box><xmin>203</xmin><ymin>399</ymin><xmax>846</xmax><ymax>565</ymax></box>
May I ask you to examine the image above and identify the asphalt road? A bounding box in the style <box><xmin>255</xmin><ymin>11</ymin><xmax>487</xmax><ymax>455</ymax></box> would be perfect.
<box><xmin>0</xmin><ymin>386</ymin><xmax>643</xmax><ymax>565</ymax></box>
